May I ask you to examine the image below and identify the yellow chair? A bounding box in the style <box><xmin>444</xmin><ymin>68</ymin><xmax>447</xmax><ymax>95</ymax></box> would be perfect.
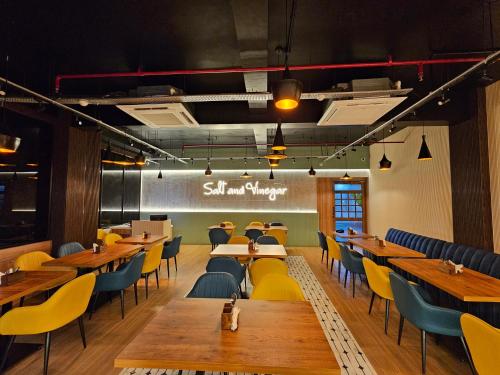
<box><xmin>266</xmin><ymin>228</ymin><xmax>287</xmax><ymax>245</ymax></box>
<box><xmin>248</xmin><ymin>221</ymin><xmax>264</xmax><ymax>227</ymax></box>
<box><xmin>228</xmin><ymin>235</ymin><xmax>250</xmax><ymax>244</ymax></box>
<box><xmin>249</xmin><ymin>258</ymin><xmax>289</xmax><ymax>287</ymax></box>
<box><xmin>97</xmin><ymin>228</ymin><xmax>107</xmax><ymax>241</ymax></box>
<box><xmin>461</xmin><ymin>313</ymin><xmax>500</xmax><ymax>375</ymax></box>
<box><xmin>222</xmin><ymin>221</ymin><xmax>235</xmax><ymax>236</ymax></box>
<box><xmin>251</xmin><ymin>274</ymin><xmax>305</xmax><ymax>301</ymax></box>
<box><xmin>104</xmin><ymin>232</ymin><xmax>122</xmax><ymax>246</ymax></box>
<box><xmin>326</xmin><ymin>236</ymin><xmax>342</xmax><ymax>281</ymax></box>
<box><xmin>0</xmin><ymin>273</ymin><xmax>96</xmax><ymax>375</ymax></box>
<box><xmin>141</xmin><ymin>243</ymin><xmax>163</xmax><ymax>299</ymax></box>
<box><xmin>362</xmin><ymin>257</ymin><xmax>394</xmax><ymax>334</ymax></box>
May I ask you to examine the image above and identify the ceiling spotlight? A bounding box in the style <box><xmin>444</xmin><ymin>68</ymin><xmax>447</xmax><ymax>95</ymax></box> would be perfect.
<box><xmin>437</xmin><ymin>93</ymin><xmax>450</xmax><ymax>106</ymax></box>
<box><xmin>351</xmin><ymin>147</ymin><xmax>356</xmax><ymax>152</ymax></box>
<box><xmin>273</xmin><ymin>72</ymin><xmax>302</xmax><ymax>110</ymax></box>
<box><xmin>388</xmin><ymin>123</ymin><xmax>396</xmax><ymax>133</ymax></box>
<box><xmin>292</xmin><ymin>157</ymin><xmax>296</xmax><ymax>164</ymax></box>
<box><xmin>477</xmin><ymin>68</ymin><xmax>494</xmax><ymax>86</ymax></box>
<box><xmin>269</xmin><ymin>169</ymin><xmax>275</xmax><ymax>180</ymax></box>
<box><xmin>379</xmin><ymin>153</ymin><xmax>392</xmax><ymax>171</ymax></box>
<box><xmin>135</xmin><ymin>150</ymin><xmax>146</xmax><ymax>166</ymax></box>
<box><xmin>205</xmin><ymin>160</ymin><xmax>212</xmax><ymax>176</ymax></box>
<box><xmin>418</xmin><ymin>135</ymin><xmax>432</xmax><ymax>160</ymax></box>
<box><xmin>272</xmin><ymin>119</ymin><xmax>286</xmax><ymax>151</ymax></box>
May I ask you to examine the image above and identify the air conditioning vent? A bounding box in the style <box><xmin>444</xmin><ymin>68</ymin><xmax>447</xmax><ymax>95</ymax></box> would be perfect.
<box><xmin>317</xmin><ymin>96</ymin><xmax>407</xmax><ymax>126</ymax></box>
<box><xmin>116</xmin><ymin>103</ymin><xmax>199</xmax><ymax>128</ymax></box>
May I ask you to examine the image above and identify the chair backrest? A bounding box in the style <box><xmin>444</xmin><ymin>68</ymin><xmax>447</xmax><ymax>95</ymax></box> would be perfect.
<box><xmin>362</xmin><ymin>257</ymin><xmax>393</xmax><ymax>300</ymax></box>
<box><xmin>208</xmin><ymin>228</ymin><xmax>230</xmax><ymax>245</ymax></box>
<box><xmin>265</xmin><ymin>229</ymin><xmax>287</xmax><ymax>245</ymax></box>
<box><xmin>461</xmin><ymin>313</ymin><xmax>500</xmax><ymax>375</ymax></box>
<box><xmin>326</xmin><ymin>235</ymin><xmax>341</xmax><ymax>260</ymax></box>
<box><xmin>104</xmin><ymin>233</ymin><xmax>123</xmax><ymax>246</ymax></box>
<box><xmin>206</xmin><ymin>257</ymin><xmax>245</xmax><ymax>284</ymax></box>
<box><xmin>0</xmin><ymin>273</ymin><xmax>96</xmax><ymax>335</ymax></box>
<box><xmin>15</xmin><ymin>251</ymin><xmax>54</xmax><ymax>271</ymax></box>
<box><xmin>97</xmin><ymin>228</ymin><xmax>107</xmax><ymax>240</ymax></box>
<box><xmin>249</xmin><ymin>258</ymin><xmax>288</xmax><ymax>286</ymax></box>
<box><xmin>222</xmin><ymin>221</ymin><xmax>234</xmax><ymax>227</ymax></box>
<box><xmin>269</xmin><ymin>222</ymin><xmax>284</xmax><ymax>226</ymax></box>
<box><xmin>58</xmin><ymin>242</ymin><xmax>85</xmax><ymax>257</ymax></box>
<box><xmin>317</xmin><ymin>231</ymin><xmax>328</xmax><ymax>251</ymax></box>
<box><xmin>251</xmin><ymin>274</ymin><xmax>305</xmax><ymax>301</ymax></box>
<box><xmin>340</xmin><ymin>244</ymin><xmax>365</xmax><ymax>273</ymax></box>
<box><xmin>187</xmin><ymin>272</ymin><xmax>241</xmax><ymax>298</ymax></box>
<box><xmin>142</xmin><ymin>243</ymin><xmax>163</xmax><ymax>274</ymax></box>
<box><xmin>245</xmin><ymin>228</ymin><xmax>263</xmax><ymax>242</ymax></box>
<box><xmin>248</xmin><ymin>221</ymin><xmax>264</xmax><ymax>227</ymax></box>
<box><xmin>162</xmin><ymin>235</ymin><xmax>182</xmax><ymax>259</ymax></box>
<box><xmin>228</xmin><ymin>235</ymin><xmax>249</xmax><ymax>244</ymax></box>
<box><xmin>256</xmin><ymin>235</ymin><xmax>279</xmax><ymax>245</ymax></box>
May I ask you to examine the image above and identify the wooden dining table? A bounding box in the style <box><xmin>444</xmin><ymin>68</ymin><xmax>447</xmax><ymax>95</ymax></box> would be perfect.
<box><xmin>244</xmin><ymin>224</ymin><xmax>288</xmax><ymax>232</ymax></box>
<box><xmin>116</xmin><ymin>234</ymin><xmax>169</xmax><ymax>246</ymax></box>
<box><xmin>389</xmin><ymin>258</ymin><xmax>500</xmax><ymax>302</ymax></box>
<box><xmin>42</xmin><ymin>244</ymin><xmax>144</xmax><ymax>270</ymax></box>
<box><xmin>207</xmin><ymin>224</ymin><xmax>236</xmax><ymax>231</ymax></box>
<box><xmin>349</xmin><ymin>238</ymin><xmax>426</xmax><ymax>259</ymax></box>
<box><xmin>210</xmin><ymin>244</ymin><xmax>287</xmax><ymax>259</ymax></box>
<box><xmin>336</xmin><ymin>231</ymin><xmax>373</xmax><ymax>239</ymax></box>
<box><xmin>115</xmin><ymin>298</ymin><xmax>340</xmax><ymax>374</ymax></box>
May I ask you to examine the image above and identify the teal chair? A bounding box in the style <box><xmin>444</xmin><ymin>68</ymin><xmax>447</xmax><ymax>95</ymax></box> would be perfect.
<box><xmin>162</xmin><ymin>236</ymin><xmax>182</xmax><ymax>278</ymax></box>
<box><xmin>206</xmin><ymin>257</ymin><xmax>247</xmax><ymax>293</ymax></box>
<box><xmin>256</xmin><ymin>235</ymin><xmax>279</xmax><ymax>245</ymax></box>
<box><xmin>389</xmin><ymin>273</ymin><xmax>474</xmax><ymax>374</ymax></box>
<box><xmin>187</xmin><ymin>272</ymin><xmax>241</xmax><ymax>299</ymax></box>
<box><xmin>89</xmin><ymin>252</ymin><xmax>146</xmax><ymax>320</ymax></box>
<box><xmin>339</xmin><ymin>244</ymin><xmax>365</xmax><ymax>298</ymax></box>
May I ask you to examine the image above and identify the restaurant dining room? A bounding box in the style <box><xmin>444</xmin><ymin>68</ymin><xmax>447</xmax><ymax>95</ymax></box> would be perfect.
<box><xmin>0</xmin><ymin>1</ymin><xmax>499</xmax><ymax>374</ymax></box>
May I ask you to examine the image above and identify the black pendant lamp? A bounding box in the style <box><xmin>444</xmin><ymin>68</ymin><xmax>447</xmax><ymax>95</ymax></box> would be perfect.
<box><xmin>379</xmin><ymin>128</ymin><xmax>392</xmax><ymax>171</ymax></box>
<box><xmin>308</xmin><ymin>165</ymin><xmax>316</xmax><ymax>177</ymax></box>
<box><xmin>418</xmin><ymin>122</ymin><xmax>432</xmax><ymax>161</ymax></box>
<box><xmin>157</xmin><ymin>170</ymin><xmax>163</xmax><ymax>179</ymax></box>
<box><xmin>269</xmin><ymin>169</ymin><xmax>275</xmax><ymax>180</ymax></box>
<box><xmin>271</xmin><ymin>119</ymin><xmax>286</xmax><ymax>151</ymax></box>
<box><xmin>341</xmin><ymin>151</ymin><xmax>352</xmax><ymax>180</ymax></box>
<box><xmin>240</xmin><ymin>158</ymin><xmax>252</xmax><ymax>179</ymax></box>
<box><xmin>205</xmin><ymin>159</ymin><xmax>212</xmax><ymax>176</ymax></box>
<box><xmin>135</xmin><ymin>150</ymin><xmax>146</xmax><ymax>166</ymax></box>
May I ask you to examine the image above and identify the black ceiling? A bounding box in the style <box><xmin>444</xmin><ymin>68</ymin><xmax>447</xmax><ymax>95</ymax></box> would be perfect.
<box><xmin>1</xmin><ymin>0</ymin><xmax>499</xmax><ymax>145</ymax></box>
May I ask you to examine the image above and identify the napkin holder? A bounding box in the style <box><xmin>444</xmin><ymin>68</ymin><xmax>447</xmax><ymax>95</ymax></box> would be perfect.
<box><xmin>348</xmin><ymin>228</ymin><xmax>354</xmax><ymax>235</ymax></box>
<box><xmin>0</xmin><ymin>270</ymin><xmax>25</xmax><ymax>286</ymax></box>
<box><xmin>221</xmin><ymin>302</ymin><xmax>239</xmax><ymax>330</ymax></box>
<box><xmin>378</xmin><ymin>239</ymin><xmax>386</xmax><ymax>247</ymax></box>
<box><xmin>264</xmin><ymin>223</ymin><xmax>270</xmax><ymax>228</ymax></box>
<box><xmin>439</xmin><ymin>260</ymin><xmax>464</xmax><ymax>275</ymax></box>
<box><xmin>142</xmin><ymin>231</ymin><xmax>150</xmax><ymax>239</ymax></box>
<box><xmin>92</xmin><ymin>243</ymin><xmax>102</xmax><ymax>254</ymax></box>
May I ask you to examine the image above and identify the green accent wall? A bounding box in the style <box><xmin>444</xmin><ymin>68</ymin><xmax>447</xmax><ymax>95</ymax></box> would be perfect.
<box><xmin>141</xmin><ymin>211</ymin><xmax>319</xmax><ymax>246</ymax></box>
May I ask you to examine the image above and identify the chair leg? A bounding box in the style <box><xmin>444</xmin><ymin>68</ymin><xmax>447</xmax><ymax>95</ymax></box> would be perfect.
<box><xmin>384</xmin><ymin>299</ymin><xmax>390</xmax><ymax>335</ymax></box>
<box><xmin>338</xmin><ymin>261</ymin><xmax>341</xmax><ymax>283</ymax></box>
<box><xmin>352</xmin><ymin>272</ymin><xmax>356</xmax><ymax>298</ymax></box>
<box><xmin>421</xmin><ymin>330</ymin><xmax>427</xmax><ymax>374</ymax></box>
<box><xmin>330</xmin><ymin>259</ymin><xmax>334</xmax><ymax>273</ymax></box>
<box><xmin>321</xmin><ymin>249</ymin><xmax>325</xmax><ymax>263</ymax></box>
<box><xmin>0</xmin><ymin>335</ymin><xmax>16</xmax><ymax>372</ymax></box>
<box><xmin>78</xmin><ymin>316</ymin><xmax>87</xmax><ymax>348</ymax></box>
<box><xmin>120</xmin><ymin>289</ymin><xmax>125</xmax><ymax>319</ymax></box>
<box><xmin>460</xmin><ymin>336</ymin><xmax>476</xmax><ymax>375</ymax></box>
<box><xmin>89</xmin><ymin>292</ymin><xmax>99</xmax><ymax>320</ymax></box>
<box><xmin>107</xmin><ymin>292</ymin><xmax>113</xmax><ymax>304</ymax></box>
<box><xmin>344</xmin><ymin>270</ymin><xmax>348</xmax><ymax>288</ymax></box>
<box><xmin>368</xmin><ymin>291</ymin><xmax>375</xmax><ymax>315</ymax></box>
<box><xmin>133</xmin><ymin>282</ymin><xmax>138</xmax><ymax>305</ymax></box>
<box><xmin>397</xmin><ymin>314</ymin><xmax>405</xmax><ymax>345</ymax></box>
<box><xmin>44</xmin><ymin>331</ymin><xmax>51</xmax><ymax>375</ymax></box>
<box><xmin>19</xmin><ymin>296</ymin><xmax>25</xmax><ymax>307</ymax></box>
<box><xmin>174</xmin><ymin>256</ymin><xmax>178</xmax><ymax>271</ymax></box>
<box><xmin>155</xmin><ymin>269</ymin><xmax>159</xmax><ymax>288</ymax></box>
<box><xmin>167</xmin><ymin>259</ymin><xmax>170</xmax><ymax>278</ymax></box>
<box><xmin>145</xmin><ymin>274</ymin><xmax>149</xmax><ymax>299</ymax></box>
<box><xmin>325</xmin><ymin>257</ymin><xmax>329</xmax><ymax>269</ymax></box>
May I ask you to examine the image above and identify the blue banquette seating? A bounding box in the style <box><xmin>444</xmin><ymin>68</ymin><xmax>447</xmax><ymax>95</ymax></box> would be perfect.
<box><xmin>386</xmin><ymin>228</ymin><xmax>500</xmax><ymax>327</ymax></box>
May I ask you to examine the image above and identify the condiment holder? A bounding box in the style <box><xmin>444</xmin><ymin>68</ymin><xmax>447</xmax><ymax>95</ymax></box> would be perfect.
<box><xmin>439</xmin><ymin>259</ymin><xmax>464</xmax><ymax>275</ymax></box>
<box><xmin>142</xmin><ymin>231</ymin><xmax>150</xmax><ymax>239</ymax></box>
<box><xmin>0</xmin><ymin>268</ymin><xmax>25</xmax><ymax>286</ymax></box>
<box><xmin>378</xmin><ymin>239</ymin><xmax>386</xmax><ymax>247</ymax></box>
<box><xmin>264</xmin><ymin>223</ymin><xmax>270</xmax><ymax>228</ymax></box>
<box><xmin>92</xmin><ymin>243</ymin><xmax>102</xmax><ymax>254</ymax></box>
<box><xmin>219</xmin><ymin>222</ymin><xmax>226</xmax><ymax>228</ymax></box>
<box><xmin>221</xmin><ymin>294</ymin><xmax>240</xmax><ymax>331</ymax></box>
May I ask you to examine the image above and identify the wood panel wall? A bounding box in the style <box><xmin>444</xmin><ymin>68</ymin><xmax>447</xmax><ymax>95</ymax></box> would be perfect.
<box><xmin>486</xmin><ymin>81</ymin><xmax>500</xmax><ymax>253</ymax></box>
<box><xmin>317</xmin><ymin>178</ymin><xmax>334</xmax><ymax>236</ymax></box>
<box><xmin>449</xmin><ymin>88</ymin><xmax>493</xmax><ymax>251</ymax></box>
<box><xmin>0</xmin><ymin>241</ymin><xmax>52</xmax><ymax>271</ymax></box>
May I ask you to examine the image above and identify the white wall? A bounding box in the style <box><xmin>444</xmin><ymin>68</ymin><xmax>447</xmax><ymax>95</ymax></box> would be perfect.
<box><xmin>368</xmin><ymin>126</ymin><xmax>453</xmax><ymax>241</ymax></box>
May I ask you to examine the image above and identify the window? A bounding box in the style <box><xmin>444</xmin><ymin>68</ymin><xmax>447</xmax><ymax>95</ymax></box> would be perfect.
<box><xmin>333</xmin><ymin>181</ymin><xmax>366</xmax><ymax>234</ymax></box>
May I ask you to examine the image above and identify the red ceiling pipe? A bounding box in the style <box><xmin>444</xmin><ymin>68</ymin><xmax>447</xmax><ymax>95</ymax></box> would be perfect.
<box><xmin>54</xmin><ymin>56</ymin><xmax>485</xmax><ymax>93</ymax></box>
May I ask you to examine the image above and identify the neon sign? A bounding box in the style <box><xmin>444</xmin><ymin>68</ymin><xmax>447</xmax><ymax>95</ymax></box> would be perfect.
<box><xmin>203</xmin><ymin>180</ymin><xmax>288</xmax><ymax>201</ymax></box>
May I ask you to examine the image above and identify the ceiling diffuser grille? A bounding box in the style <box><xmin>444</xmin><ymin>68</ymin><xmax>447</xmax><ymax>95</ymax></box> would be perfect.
<box><xmin>116</xmin><ymin>103</ymin><xmax>199</xmax><ymax>128</ymax></box>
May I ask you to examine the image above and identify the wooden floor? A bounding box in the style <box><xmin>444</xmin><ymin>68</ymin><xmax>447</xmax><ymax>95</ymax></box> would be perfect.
<box><xmin>7</xmin><ymin>245</ymin><xmax>470</xmax><ymax>375</ymax></box>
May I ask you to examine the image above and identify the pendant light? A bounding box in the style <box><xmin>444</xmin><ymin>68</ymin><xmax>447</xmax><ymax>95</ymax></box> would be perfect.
<box><xmin>101</xmin><ymin>142</ymin><xmax>114</xmax><ymax>164</ymax></box>
<box><xmin>157</xmin><ymin>160</ymin><xmax>163</xmax><ymax>179</ymax></box>
<box><xmin>379</xmin><ymin>128</ymin><xmax>392</xmax><ymax>171</ymax></box>
<box><xmin>271</xmin><ymin>119</ymin><xmax>286</xmax><ymax>150</ymax></box>
<box><xmin>265</xmin><ymin>149</ymin><xmax>288</xmax><ymax>160</ymax></box>
<box><xmin>418</xmin><ymin>122</ymin><xmax>432</xmax><ymax>160</ymax></box>
<box><xmin>273</xmin><ymin>0</ymin><xmax>302</xmax><ymax>110</ymax></box>
<box><xmin>307</xmin><ymin>138</ymin><xmax>316</xmax><ymax>177</ymax></box>
<box><xmin>269</xmin><ymin>168</ymin><xmax>275</xmax><ymax>180</ymax></box>
<box><xmin>240</xmin><ymin>158</ymin><xmax>252</xmax><ymax>179</ymax></box>
<box><xmin>341</xmin><ymin>150</ymin><xmax>352</xmax><ymax>180</ymax></box>
<box><xmin>135</xmin><ymin>150</ymin><xmax>146</xmax><ymax>166</ymax></box>
<box><xmin>0</xmin><ymin>55</ymin><xmax>21</xmax><ymax>154</ymax></box>
<box><xmin>269</xmin><ymin>158</ymin><xmax>280</xmax><ymax>168</ymax></box>
<box><xmin>205</xmin><ymin>159</ymin><xmax>212</xmax><ymax>176</ymax></box>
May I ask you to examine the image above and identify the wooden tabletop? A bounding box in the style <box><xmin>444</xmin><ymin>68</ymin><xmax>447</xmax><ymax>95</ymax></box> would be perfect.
<box><xmin>211</xmin><ymin>244</ymin><xmax>287</xmax><ymax>259</ymax></box>
<box><xmin>0</xmin><ymin>271</ymin><xmax>75</xmax><ymax>306</ymax></box>
<box><xmin>349</xmin><ymin>238</ymin><xmax>426</xmax><ymax>258</ymax></box>
<box><xmin>244</xmin><ymin>225</ymin><xmax>288</xmax><ymax>232</ymax></box>
<box><xmin>116</xmin><ymin>234</ymin><xmax>169</xmax><ymax>245</ymax></box>
<box><xmin>335</xmin><ymin>231</ymin><xmax>373</xmax><ymax>239</ymax></box>
<box><xmin>42</xmin><ymin>244</ymin><xmax>144</xmax><ymax>269</ymax></box>
<box><xmin>115</xmin><ymin>298</ymin><xmax>339</xmax><ymax>375</ymax></box>
<box><xmin>389</xmin><ymin>258</ymin><xmax>500</xmax><ymax>302</ymax></box>
<box><xmin>207</xmin><ymin>225</ymin><xmax>236</xmax><ymax>230</ymax></box>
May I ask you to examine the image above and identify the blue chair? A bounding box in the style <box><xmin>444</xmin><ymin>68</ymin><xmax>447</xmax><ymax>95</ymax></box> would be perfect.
<box><xmin>389</xmin><ymin>273</ymin><xmax>474</xmax><ymax>374</ymax></box>
<box><xmin>245</xmin><ymin>228</ymin><xmax>263</xmax><ymax>242</ymax></box>
<box><xmin>256</xmin><ymin>235</ymin><xmax>279</xmax><ymax>245</ymax></box>
<box><xmin>57</xmin><ymin>242</ymin><xmax>84</xmax><ymax>257</ymax></box>
<box><xmin>186</xmin><ymin>272</ymin><xmax>241</xmax><ymax>299</ymax></box>
<box><xmin>317</xmin><ymin>231</ymin><xmax>328</xmax><ymax>266</ymax></box>
<box><xmin>89</xmin><ymin>252</ymin><xmax>146</xmax><ymax>320</ymax></box>
<box><xmin>340</xmin><ymin>244</ymin><xmax>366</xmax><ymax>298</ymax></box>
<box><xmin>206</xmin><ymin>257</ymin><xmax>247</xmax><ymax>292</ymax></box>
<box><xmin>162</xmin><ymin>236</ymin><xmax>182</xmax><ymax>278</ymax></box>
<box><xmin>209</xmin><ymin>228</ymin><xmax>230</xmax><ymax>250</ymax></box>
<box><xmin>269</xmin><ymin>222</ymin><xmax>284</xmax><ymax>226</ymax></box>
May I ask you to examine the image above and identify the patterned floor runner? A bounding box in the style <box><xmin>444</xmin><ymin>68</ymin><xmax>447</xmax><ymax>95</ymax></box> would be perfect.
<box><xmin>120</xmin><ymin>256</ymin><xmax>377</xmax><ymax>375</ymax></box>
